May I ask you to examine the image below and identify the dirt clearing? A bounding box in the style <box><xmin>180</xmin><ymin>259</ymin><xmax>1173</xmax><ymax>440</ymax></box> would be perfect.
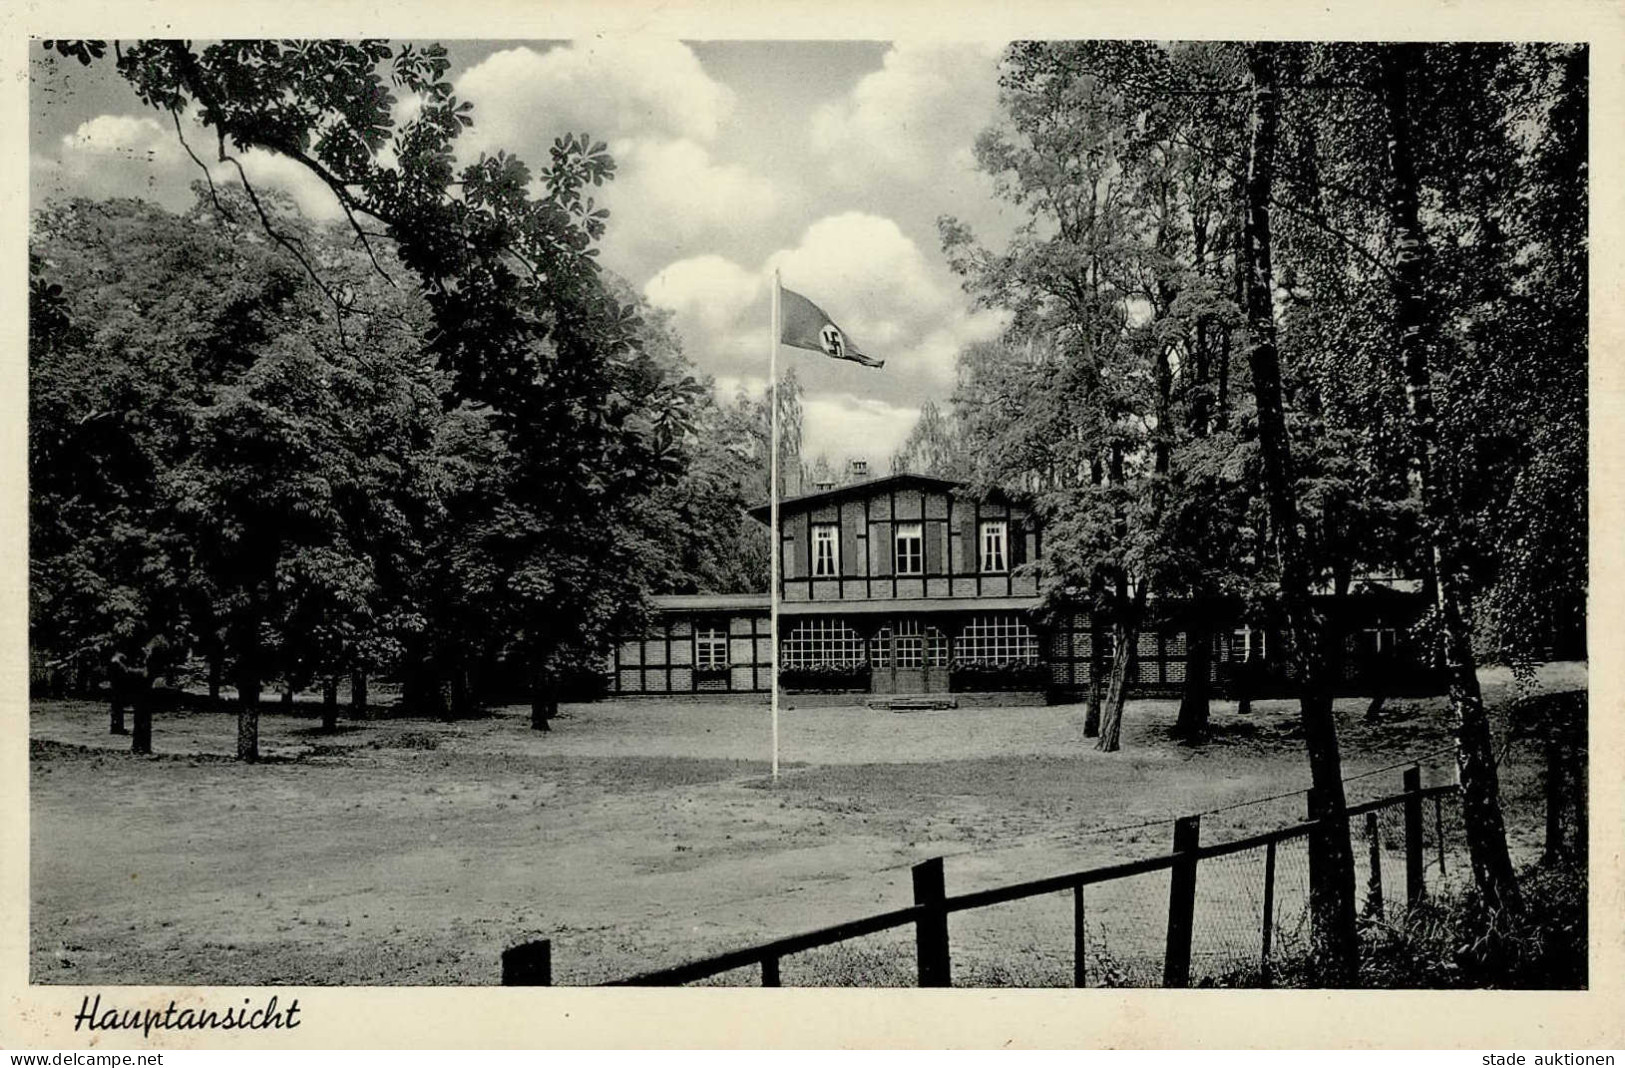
<box><xmin>30</xmin><ymin>663</ymin><xmax>1581</xmax><ymax>985</ymax></box>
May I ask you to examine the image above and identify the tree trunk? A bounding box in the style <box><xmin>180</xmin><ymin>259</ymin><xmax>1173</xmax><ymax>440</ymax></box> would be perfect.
<box><xmin>108</xmin><ymin>654</ymin><xmax>129</xmax><ymax>734</ymax></box>
<box><xmin>130</xmin><ymin>680</ymin><xmax>153</xmax><ymax>755</ymax></box>
<box><xmin>451</xmin><ymin>663</ymin><xmax>480</xmax><ymax>719</ymax></box>
<box><xmin>207</xmin><ymin>656</ymin><xmax>222</xmax><ymax>706</ymax></box>
<box><xmin>1243</xmin><ymin>43</ymin><xmax>1359</xmax><ymax>983</ymax></box>
<box><xmin>1096</xmin><ymin>586</ymin><xmax>1147</xmax><ymax>753</ymax></box>
<box><xmin>350</xmin><ymin>669</ymin><xmax>367</xmax><ymax>718</ymax></box>
<box><xmin>236</xmin><ymin>671</ymin><xmax>261</xmax><ymax>763</ymax></box>
<box><xmin>1328</xmin><ymin>553</ymin><xmax>1352</xmax><ymax>694</ymax></box>
<box><xmin>530</xmin><ymin>670</ymin><xmax>557</xmax><ymax>733</ymax></box>
<box><xmin>282</xmin><ymin>682</ymin><xmax>295</xmax><ymax>708</ymax></box>
<box><xmin>1085</xmin><ymin>605</ymin><xmax>1103</xmax><ymax>737</ymax></box>
<box><xmin>1084</xmin><ymin>459</ymin><xmax>1107</xmax><ymax>739</ymax></box>
<box><xmin>1174</xmin><ymin>612</ymin><xmax>1213</xmax><ymax>739</ymax></box>
<box><xmin>402</xmin><ymin>660</ymin><xmax>444</xmax><ymax>717</ymax></box>
<box><xmin>1095</xmin><ymin>619</ymin><xmax>1135</xmax><ymax>752</ymax></box>
<box><xmin>321</xmin><ymin>677</ymin><xmax>339</xmax><ymax>733</ymax></box>
<box><xmin>1379</xmin><ymin>43</ymin><xmax>1521</xmax><ymax>916</ymax></box>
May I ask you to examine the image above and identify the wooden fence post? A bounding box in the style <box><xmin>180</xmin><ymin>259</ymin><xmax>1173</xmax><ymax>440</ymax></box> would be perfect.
<box><xmin>1163</xmin><ymin>815</ymin><xmax>1201</xmax><ymax>988</ymax></box>
<box><xmin>913</xmin><ymin>857</ymin><xmax>951</xmax><ymax>987</ymax></box>
<box><xmin>1260</xmin><ymin>839</ymin><xmax>1276</xmax><ymax>987</ymax></box>
<box><xmin>1073</xmin><ymin>884</ymin><xmax>1087</xmax><ymax>988</ymax></box>
<box><xmin>1364</xmin><ymin>811</ymin><xmax>1384</xmax><ymax>919</ymax></box>
<box><xmin>1403</xmin><ymin>766</ymin><xmax>1425</xmax><ymax>907</ymax></box>
<box><xmin>502</xmin><ymin>938</ymin><xmax>553</xmax><ymax>986</ymax></box>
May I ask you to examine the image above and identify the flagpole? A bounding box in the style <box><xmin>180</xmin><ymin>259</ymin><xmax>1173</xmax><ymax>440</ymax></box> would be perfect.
<box><xmin>769</xmin><ymin>268</ymin><xmax>781</xmax><ymax>782</ymax></box>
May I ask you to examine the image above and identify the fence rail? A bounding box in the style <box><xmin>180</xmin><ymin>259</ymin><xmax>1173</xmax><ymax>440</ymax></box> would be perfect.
<box><xmin>504</xmin><ymin>768</ymin><xmax>1465</xmax><ymax>988</ymax></box>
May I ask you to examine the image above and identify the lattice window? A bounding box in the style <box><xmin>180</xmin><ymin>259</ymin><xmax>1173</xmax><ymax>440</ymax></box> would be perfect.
<box><xmin>812</xmin><ymin>523</ymin><xmax>840</xmax><ymax>577</ymax></box>
<box><xmin>781</xmin><ymin>618</ymin><xmax>867</xmax><ymax>668</ymax></box>
<box><xmin>979</xmin><ymin>520</ymin><xmax>1008</xmax><ymax>572</ymax></box>
<box><xmin>695</xmin><ymin>623</ymin><xmax>728</xmax><ymax>670</ymax></box>
<box><xmin>1363</xmin><ymin>627</ymin><xmax>1398</xmax><ymax>654</ymax></box>
<box><xmin>894</xmin><ymin>619</ymin><xmax>948</xmax><ymax>667</ymax></box>
<box><xmin>895</xmin><ymin>522</ymin><xmax>923</xmax><ymax>575</ymax></box>
<box><xmin>1230</xmin><ymin>627</ymin><xmax>1267</xmax><ymax>662</ymax></box>
<box><xmin>957</xmin><ymin>615</ymin><xmax>1037</xmax><ymax>662</ymax></box>
<box><xmin>872</xmin><ymin>627</ymin><xmax>892</xmax><ymax>668</ymax></box>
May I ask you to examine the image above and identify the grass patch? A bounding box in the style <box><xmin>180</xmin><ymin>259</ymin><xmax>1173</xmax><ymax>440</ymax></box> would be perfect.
<box><xmin>1203</xmin><ymin>859</ymin><xmax>1587</xmax><ymax>989</ymax></box>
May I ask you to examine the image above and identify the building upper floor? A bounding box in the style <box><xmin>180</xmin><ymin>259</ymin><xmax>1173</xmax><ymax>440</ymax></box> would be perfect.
<box><xmin>746</xmin><ymin>473</ymin><xmax>1041</xmax><ymax>606</ymax></box>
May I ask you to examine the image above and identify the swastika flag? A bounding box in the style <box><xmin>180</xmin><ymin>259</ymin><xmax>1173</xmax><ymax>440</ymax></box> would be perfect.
<box><xmin>779</xmin><ymin>287</ymin><xmax>885</xmax><ymax>369</ymax></box>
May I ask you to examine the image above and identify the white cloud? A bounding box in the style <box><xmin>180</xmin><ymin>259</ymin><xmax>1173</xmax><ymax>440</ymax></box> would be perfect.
<box><xmin>645</xmin><ymin>254</ymin><xmax>763</xmax><ymax>335</ymax></box>
<box><xmin>767</xmin><ymin>212</ymin><xmax>1006</xmax><ymax>382</ymax></box>
<box><xmin>802</xmin><ymin>394</ymin><xmax>920</xmax><ymax>469</ymax></box>
<box><xmin>225</xmin><ymin>149</ymin><xmax>348</xmax><ymax>223</ymax></box>
<box><xmin>596</xmin><ymin>139</ymin><xmax>779</xmax><ymax>273</ymax></box>
<box><xmin>456</xmin><ymin>41</ymin><xmax>736</xmax><ymax>154</ymax></box>
<box><xmin>37</xmin><ymin>114</ymin><xmax>187</xmax><ymax>208</ymax></box>
<box><xmin>64</xmin><ymin>114</ymin><xmax>172</xmax><ymax>154</ymax></box>
<box><xmin>645</xmin><ymin>211</ymin><xmax>1007</xmax><ymax>403</ymax></box>
<box><xmin>452</xmin><ymin>41</ymin><xmax>777</xmax><ymax>282</ymax></box>
<box><xmin>810</xmin><ymin>42</ymin><xmax>1002</xmax><ymax>188</ymax></box>
<box><xmin>41</xmin><ymin>112</ymin><xmax>345</xmax><ymax>223</ymax></box>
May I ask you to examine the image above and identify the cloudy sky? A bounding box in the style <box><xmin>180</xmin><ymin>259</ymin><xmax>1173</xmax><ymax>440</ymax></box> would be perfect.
<box><xmin>30</xmin><ymin>40</ymin><xmax>1022</xmax><ymax>469</ymax></box>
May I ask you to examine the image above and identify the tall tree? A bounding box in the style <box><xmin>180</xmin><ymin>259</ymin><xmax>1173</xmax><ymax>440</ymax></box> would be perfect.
<box><xmin>1239</xmin><ymin>42</ymin><xmax>1359</xmax><ymax>981</ymax></box>
<box><xmin>30</xmin><ymin>191</ymin><xmax>452</xmax><ymax>759</ymax></box>
<box><xmin>944</xmin><ymin>42</ymin><xmax>1259</xmax><ymax>750</ymax></box>
<box><xmin>45</xmin><ymin>40</ymin><xmax>719</xmax><ymax>741</ymax></box>
<box><xmin>1376</xmin><ymin>43</ymin><xmax>1521</xmax><ymax>913</ymax></box>
<box><xmin>891</xmin><ymin>400</ymin><xmax>968</xmax><ymax>479</ymax></box>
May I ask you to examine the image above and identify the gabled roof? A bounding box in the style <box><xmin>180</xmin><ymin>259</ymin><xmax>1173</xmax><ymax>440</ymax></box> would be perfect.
<box><xmin>746</xmin><ymin>473</ymin><xmax>980</xmax><ymax>525</ymax></box>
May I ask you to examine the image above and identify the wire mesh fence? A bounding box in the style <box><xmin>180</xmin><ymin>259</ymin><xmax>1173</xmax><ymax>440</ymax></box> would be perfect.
<box><xmin>557</xmin><ymin>762</ymin><xmax>1493</xmax><ymax>988</ymax></box>
<box><xmin>752</xmin><ymin>925</ymin><xmax>916</xmax><ymax>988</ymax></box>
<box><xmin>1187</xmin><ymin>843</ymin><xmax>1272</xmax><ymax>983</ymax></box>
<box><xmin>946</xmin><ymin>891</ymin><xmax>1074</xmax><ymax>987</ymax></box>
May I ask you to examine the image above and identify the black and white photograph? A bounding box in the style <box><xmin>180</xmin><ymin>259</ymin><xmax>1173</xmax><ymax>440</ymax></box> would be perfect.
<box><xmin>7</xmin><ymin>6</ymin><xmax>1619</xmax><ymax>1051</ymax></box>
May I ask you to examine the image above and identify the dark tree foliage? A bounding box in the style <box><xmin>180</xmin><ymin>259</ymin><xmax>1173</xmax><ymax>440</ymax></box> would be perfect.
<box><xmin>939</xmin><ymin>37</ymin><xmax>1582</xmax><ymax>975</ymax></box>
<box><xmin>30</xmin><ymin>191</ymin><xmax>450</xmax><ymax>755</ymax></box>
<box><xmin>941</xmin><ymin>42</ymin><xmax>1274</xmax><ymax>749</ymax></box>
<box><xmin>33</xmin><ymin>38</ymin><xmax>744</xmax><ymax>749</ymax></box>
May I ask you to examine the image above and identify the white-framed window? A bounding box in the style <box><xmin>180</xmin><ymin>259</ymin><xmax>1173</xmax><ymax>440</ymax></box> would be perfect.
<box><xmin>979</xmin><ymin>520</ymin><xmax>1008</xmax><ymax>573</ymax></box>
<box><xmin>781</xmin><ymin>618</ymin><xmax>867</xmax><ymax>668</ymax></box>
<box><xmin>891</xmin><ymin>619</ymin><xmax>949</xmax><ymax>667</ymax></box>
<box><xmin>895</xmin><ymin>522</ymin><xmax>924</xmax><ymax>575</ymax></box>
<box><xmin>1363</xmin><ymin>627</ymin><xmax>1398</xmax><ymax>655</ymax></box>
<box><xmin>1230</xmin><ymin>627</ymin><xmax>1267</xmax><ymax>662</ymax></box>
<box><xmin>957</xmin><ymin>615</ymin><xmax>1038</xmax><ymax>662</ymax></box>
<box><xmin>812</xmin><ymin>523</ymin><xmax>840</xmax><ymax>577</ymax></box>
<box><xmin>695</xmin><ymin>623</ymin><xmax>728</xmax><ymax>670</ymax></box>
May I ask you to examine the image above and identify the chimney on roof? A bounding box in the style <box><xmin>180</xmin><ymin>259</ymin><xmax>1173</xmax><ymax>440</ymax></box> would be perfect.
<box><xmin>813</xmin><ymin>478</ymin><xmax>836</xmax><ymax>492</ymax></box>
<box><xmin>849</xmin><ymin>458</ymin><xmax>869</xmax><ymax>480</ymax></box>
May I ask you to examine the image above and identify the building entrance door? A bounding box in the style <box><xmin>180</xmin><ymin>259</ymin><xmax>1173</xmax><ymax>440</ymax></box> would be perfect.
<box><xmin>877</xmin><ymin>618</ymin><xmax>949</xmax><ymax>694</ymax></box>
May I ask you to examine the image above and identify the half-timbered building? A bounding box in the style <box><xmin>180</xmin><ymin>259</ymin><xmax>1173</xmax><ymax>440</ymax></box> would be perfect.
<box><xmin>602</xmin><ymin>472</ymin><xmax>1436</xmax><ymax>701</ymax></box>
